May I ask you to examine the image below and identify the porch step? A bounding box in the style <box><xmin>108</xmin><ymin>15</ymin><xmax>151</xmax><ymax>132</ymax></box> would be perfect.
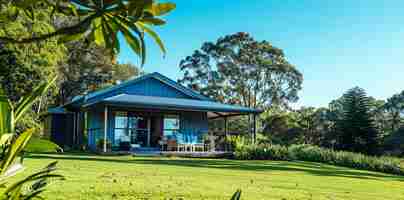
<box><xmin>132</xmin><ymin>147</ymin><xmax>161</xmax><ymax>156</ymax></box>
<box><xmin>132</xmin><ymin>147</ymin><xmax>160</xmax><ymax>152</ymax></box>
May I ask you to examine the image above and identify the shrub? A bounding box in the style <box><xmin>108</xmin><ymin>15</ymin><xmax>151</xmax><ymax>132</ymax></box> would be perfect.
<box><xmin>25</xmin><ymin>137</ymin><xmax>62</xmax><ymax>153</ymax></box>
<box><xmin>96</xmin><ymin>139</ymin><xmax>112</xmax><ymax>152</ymax></box>
<box><xmin>234</xmin><ymin>144</ymin><xmax>404</xmax><ymax>175</ymax></box>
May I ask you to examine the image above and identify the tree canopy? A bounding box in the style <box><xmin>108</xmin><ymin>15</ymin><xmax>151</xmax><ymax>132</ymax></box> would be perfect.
<box><xmin>334</xmin><ymin>87</ymin><xmax>380</xmax><ymax>155</ymax></box>
<box><xmin>0</xmin><ymin>0</ymin><xmax>175</xmax><ymax>64</ymax></box>
<box><xmin>179</xmin><ymin>32</ymin><xmax>303</xmax><ymax>109</ymax></box>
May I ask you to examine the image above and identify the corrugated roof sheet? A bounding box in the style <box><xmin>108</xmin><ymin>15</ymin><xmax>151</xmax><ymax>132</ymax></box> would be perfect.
<box><xmin>85</xmin><ymin>94</ymin><xmax>262</xmax><ymax>114</ymax></box>
<box><xmin>47</xmin><ymin>106</ymin><xmax>70</xmax><ymax>114</ymax></box>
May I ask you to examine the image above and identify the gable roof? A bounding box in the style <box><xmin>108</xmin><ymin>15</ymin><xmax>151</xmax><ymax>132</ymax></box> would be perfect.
<box><xmin>64</xmin><ymin>72</ymin><xmax>213</xmax><ymax>108</ymax></box>
<box><xmin>59</xmin><ymin>72</ymin><xmax>263</xmax><ymax>116</ymax></box>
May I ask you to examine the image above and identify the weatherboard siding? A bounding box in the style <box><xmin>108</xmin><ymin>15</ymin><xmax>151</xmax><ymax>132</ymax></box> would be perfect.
<box><xmin>86</xmin><ymin>77</ymin><xmax>193</xmax><ymax>105</ymax></box>
<box><xmin>180</xmin><ymin>111</ymin><xmax>209</xmax><ymax>135</ymax></box>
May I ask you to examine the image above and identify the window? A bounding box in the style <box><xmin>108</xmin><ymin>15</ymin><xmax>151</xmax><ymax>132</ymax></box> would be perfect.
<box><xmin>114</xmin><ymin>112</ymin><xmax>130</xmax><ymax>145</ymax></box>
<box><xmin>164</xmin><ymin>115</ymin><xmax>180</xmax><ymax>137</ymax></box>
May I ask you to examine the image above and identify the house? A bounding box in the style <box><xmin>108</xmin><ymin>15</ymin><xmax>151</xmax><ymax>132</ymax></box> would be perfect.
<box><xmin>44</xmin><ymin>72</ymin><xmax>262</xmax><ymax>152</ymax></box>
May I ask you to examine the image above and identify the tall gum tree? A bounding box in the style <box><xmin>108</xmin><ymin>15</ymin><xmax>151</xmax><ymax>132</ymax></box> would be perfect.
<box><xmin>179</xmin><ymin>32</ymin><xmax>303</xmax><ymax>110</ymax></box>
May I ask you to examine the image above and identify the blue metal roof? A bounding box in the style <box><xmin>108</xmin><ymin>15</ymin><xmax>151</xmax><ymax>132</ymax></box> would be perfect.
<box><xmin>85</xmin><ymin>72</ymin><xmax>211</xmax><ymax>101</ymax></box>
<box><xmin>47</xmin><ymin>106</ymin><xmax>71</xmax><ymax>114</ymax></box>
<box><xmin>84</xmin><ymin>94</ymin><xmax>262</xmax><ymax>114</ymax></box>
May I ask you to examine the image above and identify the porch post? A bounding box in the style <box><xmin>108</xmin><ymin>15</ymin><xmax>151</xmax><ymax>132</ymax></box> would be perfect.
<box><xmin>147</xmin><ymin>118</ymin><xmax>151</xmax><ymax>147</ymax></box>
<box><xmin>224</xmin><ymin>116</ymin><xmax>228</xmax><ymax>151</ymax></box>
<box><xmin>224</xmin><ymin>117</ymin><xmax>228</xmax><ymax>136</ymax></box>
<box><xmin>253</xmin><ymin>114</ymin><xmax>257</xmax><ymax>144</ymax></box>
<box><xmin>72</xmin><ymin>112</ymin><xmax>76</xmax><ymax>148</ymax></box>
<box><xmin>76</xmin><ymin>112</ymin><xmax>80</xmax><ymax>147</ymax></box>
<box><xmin>103</xmin><ymin>105</ymin><xmax>108</xmax><ymax>153</ymax></box>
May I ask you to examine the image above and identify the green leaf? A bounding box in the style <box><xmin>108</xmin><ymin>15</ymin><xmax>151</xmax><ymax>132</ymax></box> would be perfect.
<box><xmin>103</xmin><ymin>17</ymin><xmax>120</xmax><ymax>54</ymax></box>
<box><xmin>106</xmin><ymin>14</ymin><xmax>142</xmax><ymax>57</ymax></box>
<box><xmin>115</xmin><ymin>15</ymin><xmax>146</xmax><ymax>65</ymax></box>
<box><xmin>0</xmin><ymin>128</ymin><xmax>34</xmax><ymax>176</ymax></box>
<box><xmin>93</xmin><ymin>17</ymin><xmax>105</xmax><ymax>46</ymax></box>
<box><xmin>58</xmin><ymin>32</ymin><xmax>85</xmax><ymax>44</ymax></box>
<box><xmin>0</xmin><ymin>134</ymin><xmax>13</xmax><ymax>147</ymax></box>
<box><xmin>0</xmin><ymin>88</ymin><xmax>13</xmax><ymax>135</ymax></box>
<box><xmin>14</xmin><ymin>77</ymin><xmax>56</xmax><ymax>124</ymax></box>
<box><xmin>230</xmin><ymin>189</ymin><xmax>242</xmax><ymax>200</ymax></box>
<box><xmin>150</xmin><ymin>2</ymin><xmax>176</xmax><ymax>16</ymax></box>
<box><xmin>136</xmin><ymin>22</ymin><xmax>166</xmax><ymax>55</ymax></box>
<box><xmin>128</xmin><ymin>0</ymin><xmax>153</xmax><ymax>19</ymax></box>
<box><xmin>140</xmin><ymin>17</ymin><xmax>166</xmax><ymax>26</ymax></box>
<box><xmin>68</xmin><ymin>3</ymin><xmax>79</xmax><ymax>16</ymax></box>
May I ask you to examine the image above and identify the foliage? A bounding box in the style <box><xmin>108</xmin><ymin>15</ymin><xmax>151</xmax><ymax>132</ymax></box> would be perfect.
<box><xmin>336</xmin><ymin>87</ymin><xmax>380</xmax><ymax>155</ymax></box>
<box><xmin>0</xmin><ymin>78</ymin><xmax>63</xmax><ymax>199</ymax></box>
<box><xmin>262</xmin><ymin>107</ymin><xmax>334</xmax><ymax>146</ymax></box>
<box><xmin>0</xmin><ymin>162</ymin><xmax>63</xmax><ymax>200</ymax></box>
<box><xmin>179</xmin><ymin>32</ymin><xmax>303</xmax><ymax>109</ymax></box>
<box><xmin>24</xmin><ymin>138</ymin><xmax>61</xmax><ymax>153</ymax></box>
<box><xmin>234</xmin><ymin>143</ymin><xmax>404</xmax><ymax>175</ymax></box>
<box><xmin>230</xmin><ymin>190</ymin><xmax>242</xmax><ymax>200</ymax></box>
<box><xmin>0</xmin><ymin>0</ymin><xmax>175</xmax><ymax>64</ymax></box>
<box><xmin>57</xmin><ymin>41</ymin><xmax>142</xmax><ymax>104</ymax></box>
<box><xmin>382</xmin><ymin>126</ymin><xmax>404</xmax><ymax>156</ymax></box>
<box><xmin>235</xmin><ymin>143</ymin><xmax>291</xmax><ymax>161</ymax></box>
<box><xmin>383</xmin><ymin>91</ymin><xmax>404</xmax><ymax>132</ymax></box>
<box><xmin>96</xmin><ymin>139</ymin><xmax>111</xmax><ymax>152</ymax></box>
<box><xmin>0</xmin><ymin>6</ymin><xmax>66</xmax><ymax>135</ymax></box>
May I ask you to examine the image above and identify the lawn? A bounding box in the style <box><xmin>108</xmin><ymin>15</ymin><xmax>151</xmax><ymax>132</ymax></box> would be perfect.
<box><xmin>11</xmin><ymin>153</ymin><xmax>404</xmax><ymax>200</ymax></box>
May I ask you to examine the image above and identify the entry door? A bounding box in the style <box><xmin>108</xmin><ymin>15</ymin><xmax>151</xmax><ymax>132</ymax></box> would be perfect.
<box><xmin>128</xmin><ymin>113</ymin><xmax>150</xmax><ymax>147</ymax></box>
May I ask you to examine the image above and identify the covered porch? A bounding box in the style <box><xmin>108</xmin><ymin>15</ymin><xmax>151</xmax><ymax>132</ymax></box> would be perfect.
<box><xmin>81</xmin><ymin>94</ymin><xmax>262</xmax><ymax>153</ymax></box>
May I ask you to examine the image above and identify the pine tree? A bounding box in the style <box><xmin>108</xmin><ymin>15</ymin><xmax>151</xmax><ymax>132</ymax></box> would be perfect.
<box><xmin>337</xmin><ymin>87</ymin><xmax>379</xmax><ymax>155</ymax></box>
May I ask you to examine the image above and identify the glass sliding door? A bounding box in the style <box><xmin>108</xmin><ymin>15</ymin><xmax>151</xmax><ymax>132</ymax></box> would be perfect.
<box><xmin>113</xmin><ymin>111</ymin><xmax>151</xmax><ymax>148</ymax></box>
<box><xmin>113</xmin><ymin>112</ymin><xmax>130</xmax><ymax>147</ymax></box>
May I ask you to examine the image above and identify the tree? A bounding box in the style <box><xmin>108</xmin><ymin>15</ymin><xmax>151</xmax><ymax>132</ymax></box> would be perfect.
<box><xmin>112</xmin><ymin>63</ymin><xmax>143</xmax><ymax>83</ymax></box>
<box><xmin>337</xmin><ymin>87</ymin><xmax>380</xmax><ymax>155</ymax></box>
<box><xmin>0</xmin><ymin>79</ymin><xmax>64</xmax><ymax>199</ymax></box>
<box><xmin>262</xmin><ymin>109</ymin><xmax>301</xmax><ymax>145</ymax></box>
<box><xmin>0</xmin><ymin>0</ymin><xmax>175</xmax><ymax>64</ymax></box>
<box><xmin>384</xmin><ymin>91</ymin><xmax>404</xmax><ymax>132</ymax></box>
<box><xmin>294</xmin><ymin>107</ymin><xmax>333</xmax><ymax>145</ymax></box>
<box><xmin>0</xmin><ymin>6</ymin><xmax>65</xmax><ymax>102</ymax></box>
<box><xmin>179</xmin><ymin>32</ymin><xmax>303</xmax><ymax>109</ymax></box>
<box><xmin>0</xmin><ymin>7</ymin><xmax>65</xmax><ymax>133</ymax></box>
<box><xmin>57</xmin><ymin>41</ymin><xmax>142</xmax><ymax>105</ymax></box>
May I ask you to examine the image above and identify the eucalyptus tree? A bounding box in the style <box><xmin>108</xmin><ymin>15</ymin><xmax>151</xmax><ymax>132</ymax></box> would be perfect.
<box><xmin>179</xmin><ymin>32</ymin><xmax>303</xmax><ymax>109</ymax></box>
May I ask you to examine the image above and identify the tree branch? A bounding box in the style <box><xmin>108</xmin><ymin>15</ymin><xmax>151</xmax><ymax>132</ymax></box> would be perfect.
<box><xmin>0</xmin><ymin>15</ymin><xmax>95</xmax><ymax>44</ymax></box>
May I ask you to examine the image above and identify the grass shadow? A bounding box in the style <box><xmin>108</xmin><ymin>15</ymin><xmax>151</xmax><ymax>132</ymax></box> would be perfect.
<box><xmin>27</xmin><ymin>152</ymin><xmax>404</xmax><ymax>181</ymax></box>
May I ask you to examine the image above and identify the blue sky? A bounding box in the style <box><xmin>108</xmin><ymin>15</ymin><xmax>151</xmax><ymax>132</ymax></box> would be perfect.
<box><xmin>118</xmin><ymin>0</ymin><xmax>404</xmax><ymax>108</ymax></box>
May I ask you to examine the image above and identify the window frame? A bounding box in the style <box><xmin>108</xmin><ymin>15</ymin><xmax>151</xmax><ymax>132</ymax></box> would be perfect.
<box><xmin>163</xmin><ymin>114</ymin><xmax>180</xmax><ymax>136</ymax></box>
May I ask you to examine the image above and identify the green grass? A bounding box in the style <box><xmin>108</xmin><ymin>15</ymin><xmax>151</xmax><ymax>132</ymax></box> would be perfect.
<box><xmin>11</xmin><ymin>153</ymin><xmax>404</xmax><ymax>199</ymax></box>
<box><xmin>24</xmin><ymin>138</ymin><xmax>60</xmax><ymax>153</ymax></box>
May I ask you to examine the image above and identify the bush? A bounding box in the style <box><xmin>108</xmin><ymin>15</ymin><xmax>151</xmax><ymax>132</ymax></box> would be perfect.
<box><xmin>234</xmin><ymin>144</ymin><xmax>404</xmax><ymax>175</ymax></box>
<box><xmin>96</xmin><ymin>139</ymin><xmax>112</xmax><ymax>152</ymax></box>
<box><xmin>25</xmin><ymin>137</ymin><xmax>62</xmax><ymax>153</ymax></box>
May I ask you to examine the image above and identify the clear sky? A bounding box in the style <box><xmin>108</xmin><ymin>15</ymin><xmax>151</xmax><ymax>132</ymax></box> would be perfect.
<box><xmin>118</xmin><ymin>0</ymin><xmax>404</xmax><ymax>108</ymax></box>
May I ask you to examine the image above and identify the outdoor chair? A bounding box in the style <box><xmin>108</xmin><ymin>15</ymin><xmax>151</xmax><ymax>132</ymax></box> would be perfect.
<box><xmin>166</xmin><ymin>139</ymin><xmax>177</xmax><ymax>151</ymax></box>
